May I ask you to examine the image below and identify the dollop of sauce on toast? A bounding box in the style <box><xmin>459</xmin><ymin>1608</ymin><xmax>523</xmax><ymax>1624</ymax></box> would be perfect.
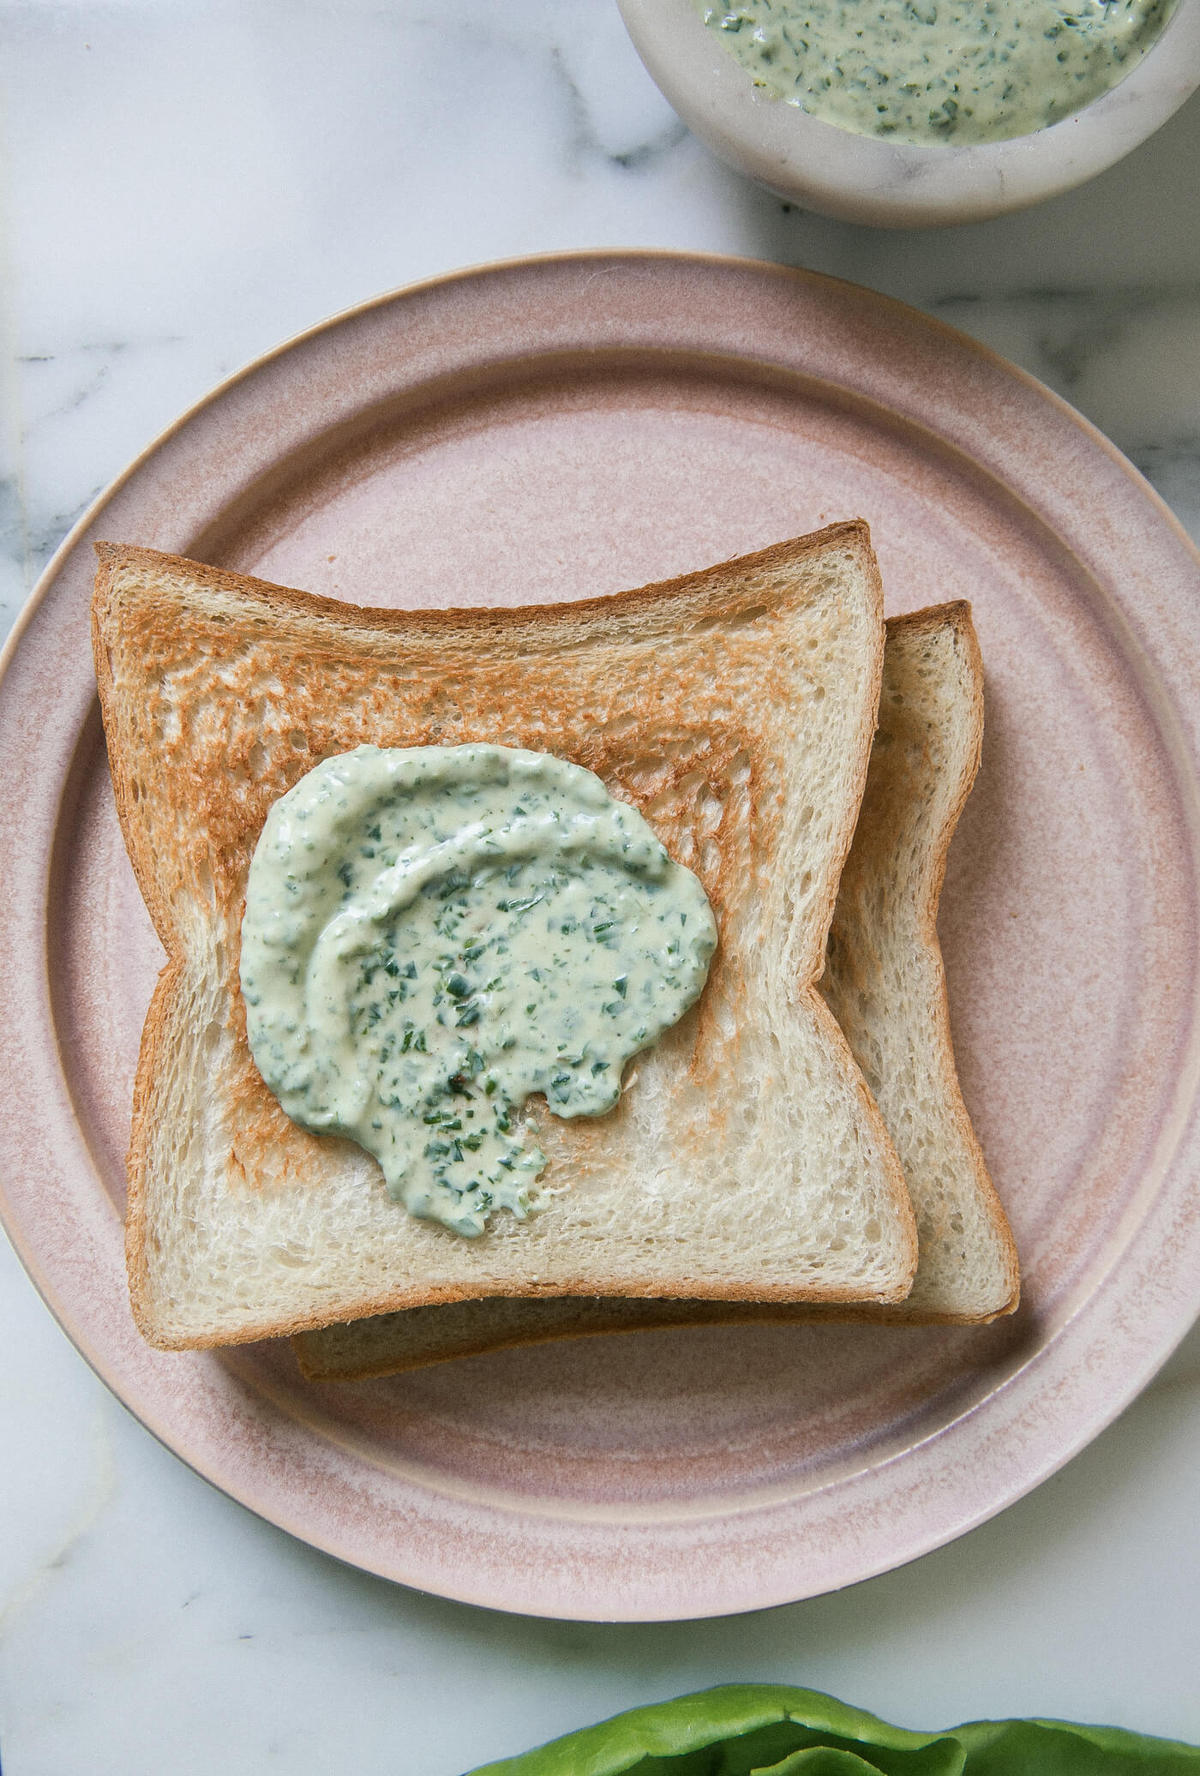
<box><xmin>241</xmin><ymin>744</ymin><xmax>716</xmax><ymax>1236</ymax></box>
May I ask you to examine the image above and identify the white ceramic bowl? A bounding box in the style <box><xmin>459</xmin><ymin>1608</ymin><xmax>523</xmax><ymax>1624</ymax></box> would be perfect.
<box><xmin>618</xmin><ymin>0</ymin><xmax>1200</xmax><ymax>226</ymax></box>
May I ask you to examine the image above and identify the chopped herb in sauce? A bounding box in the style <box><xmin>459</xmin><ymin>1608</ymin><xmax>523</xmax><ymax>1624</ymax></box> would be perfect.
<box><xmin>698</xmin><ymin>0</ymin><xmax>1175</xmax><ymax>144</ymax></box>
<box><xmin>240</xmin><ymin>744</ymin><xmax>717</xmax><ymax>1237</ymax></box>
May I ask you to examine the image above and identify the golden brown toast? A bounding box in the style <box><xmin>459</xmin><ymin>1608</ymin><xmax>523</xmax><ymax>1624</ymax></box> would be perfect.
<box><xmin>92</xmin><ymin>523</ymin><xmax>918</xmax><ymax>1350</ymax></box>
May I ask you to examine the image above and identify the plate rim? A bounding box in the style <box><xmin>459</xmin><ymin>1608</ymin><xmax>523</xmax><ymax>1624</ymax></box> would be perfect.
<box><xmin>10</xmin><ymin>245</ymin><xmax>1200</xmax><ymax>687</ymax></box>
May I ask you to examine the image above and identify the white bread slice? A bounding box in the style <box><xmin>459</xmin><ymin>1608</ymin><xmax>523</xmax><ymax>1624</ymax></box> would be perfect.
<box><xmin>820</xmin><ymin>601</ymin><xmax>1018</xmax><ymax>1320</ymax></box>
<box><xmin>92</xmin><ymin>524</ymin><xmax>918</xmax><ymax>1351</ymax></box>
<box><xmin>293</xmin><ymin>602</ymin><xmax>1017</xmax><ymax>1382</ymax></box>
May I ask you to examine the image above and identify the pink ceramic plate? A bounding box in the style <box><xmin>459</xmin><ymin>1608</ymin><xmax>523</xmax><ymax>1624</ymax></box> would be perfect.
<box><xmin>2</xmin><ymin>252</ymin><xmax>1199</xmax><ymax>1621</ymax></box>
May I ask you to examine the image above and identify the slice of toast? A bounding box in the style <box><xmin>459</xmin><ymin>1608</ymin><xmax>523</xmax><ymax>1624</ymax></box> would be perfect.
<box><xmin>93</xmin><ymin>523</ymin><xmax>919</xmax><ymax>1350</ymax></box>
<box><xmin>293</xmin><ymin>602</ymin><xmax>1017</xmax><ymax>1382</ymax></box>
<box><xmin>820</xmin><ymin>601</ymin><xmax>1018</xmax><ymax>1321</ymax></box>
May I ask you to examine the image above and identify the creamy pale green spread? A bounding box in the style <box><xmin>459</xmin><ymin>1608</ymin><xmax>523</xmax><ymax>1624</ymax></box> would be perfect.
<box><xmin>697</xmin><ymin>0</ymin><xmax>1174</xmax><ymax>143</ymax></box>
<box><xmin>240</xmin><ymin>744</ymin><xmax>717</xmax><ymax>1237</ymax></box>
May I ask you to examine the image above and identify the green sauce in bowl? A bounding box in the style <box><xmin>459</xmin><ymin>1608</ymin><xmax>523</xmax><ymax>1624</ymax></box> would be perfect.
<box><xmin>697</xmin><ymin>0</ymin><xmax>1177</xmax><ymax>143</ymax></box>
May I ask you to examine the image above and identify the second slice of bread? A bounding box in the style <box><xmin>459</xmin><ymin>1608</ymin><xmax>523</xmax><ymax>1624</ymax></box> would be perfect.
<box><xmin>93</xmin><ymin>523</ymin><xmax>918</xmax><ymax>1350</ymax></box>
<box><xmin>292</xmin><ymin>602</ymin><xmax>1017</xmax><ymax>1382</ymax></box>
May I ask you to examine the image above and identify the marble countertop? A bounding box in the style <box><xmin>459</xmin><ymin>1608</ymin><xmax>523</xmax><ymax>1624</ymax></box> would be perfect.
<box><xmin>2</xmin><ymin>4</ymin><xmax>1198</xmax><ymax>1772</ymax></box>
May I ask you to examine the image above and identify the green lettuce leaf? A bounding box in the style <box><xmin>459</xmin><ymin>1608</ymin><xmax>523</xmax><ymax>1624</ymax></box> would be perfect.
<box><xmin>466</xmin><ymin>1684</ymin><xmax>1199</xmax><ymax>1776</ymax></box>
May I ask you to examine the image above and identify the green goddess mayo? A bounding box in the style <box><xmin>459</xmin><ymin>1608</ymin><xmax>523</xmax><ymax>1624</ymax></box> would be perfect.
<box><xmin>240</xmin><ymin>744</ymin><xmax>717</xmax><ymax>1237</ymax></box>
<box><xmin>697</xmin><ymin>0</ymin><xmax>1175</xmax><ymax>144</ymax></box>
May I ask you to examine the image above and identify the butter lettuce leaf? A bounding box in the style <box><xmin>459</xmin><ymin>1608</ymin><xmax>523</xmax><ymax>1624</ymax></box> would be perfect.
<box><xmin>466</xmin><ymin>1685</ymin><xmax>1199</xmax><ymax>1776</ymax></box>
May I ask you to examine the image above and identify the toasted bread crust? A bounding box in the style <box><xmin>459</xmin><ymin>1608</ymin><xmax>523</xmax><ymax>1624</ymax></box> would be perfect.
<box><xmin>93</xmin><ymin>525</ymin><xmax>919</xmax><ymax>1348</ymax></box>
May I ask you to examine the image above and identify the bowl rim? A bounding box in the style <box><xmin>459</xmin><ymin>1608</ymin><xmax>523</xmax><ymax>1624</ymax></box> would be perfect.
<box><xmin>618</xmin><ymin>0</ymin><xmax>1200</xmax><ymax>225</ymax></box>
